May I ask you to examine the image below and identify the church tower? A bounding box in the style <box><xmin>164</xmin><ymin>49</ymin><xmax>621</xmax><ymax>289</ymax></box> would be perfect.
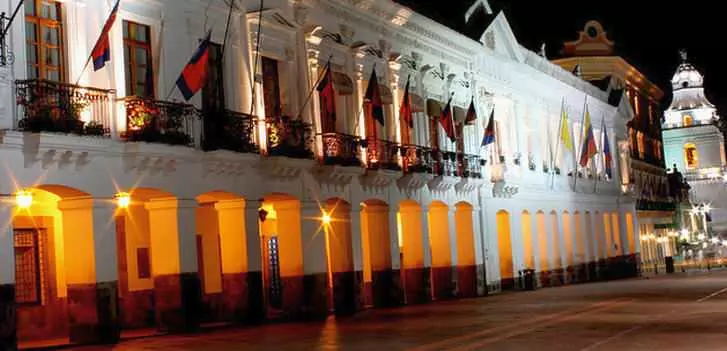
<box><xmin>662</xmin><ymin>50</ymin><xmax>726</xmax><ymax>234</ymax></box>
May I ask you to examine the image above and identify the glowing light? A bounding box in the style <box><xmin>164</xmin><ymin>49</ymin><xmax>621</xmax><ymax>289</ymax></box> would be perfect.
<box><xmin>15</xmin><ymin>190</ymin><xmax>33</xmax><ymax>209</ymax></box>
<box><xmin>703</xmin><ymin>204</ymin><xmax>712</xmax><ymax>213</ymax></box>
<box><xmin>698</xmin><ymin>233</ymin><xmax>706</xmax><ymax>241</ymax></box>
<box><xmin>115</xmin><ymin>192</ymin><xmax>131</xmax><ymax>208</ymax></box>
<box><xmin>321</xmin><ymin>212</ymin><xmax>332</xmax><ymax>225</ymax></box>
<box><xmin>681</xmin><ymin>228</ymin><xmax>689</xmax><ymax>236</ymax></box>
<box><xmin>711</xmin><ymin>237</ymin><xmax>720</xmax><ymax>245</ymax></box>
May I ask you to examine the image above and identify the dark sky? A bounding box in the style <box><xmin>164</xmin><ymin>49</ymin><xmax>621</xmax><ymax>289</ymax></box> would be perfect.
<box><xmin>394</xmin><ymin>0</ymin><xmax>724</xmax><ymax>113</ymax></box>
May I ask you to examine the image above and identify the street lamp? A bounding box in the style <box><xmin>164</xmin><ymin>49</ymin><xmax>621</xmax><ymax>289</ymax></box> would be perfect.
<box><xmin>115</xmin><ymin>192</ymin><xmax>131</xmax><ymax>209</ymax></box>
<box><xmin>15</xmin><ymin>190</ymin><xmax>32</xmax><ymax>209</ymax></box>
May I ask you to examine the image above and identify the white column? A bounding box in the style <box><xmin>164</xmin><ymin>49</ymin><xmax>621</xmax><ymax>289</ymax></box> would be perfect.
<box><xmin>448</xmin><ymin>209</ymin><xmax>458</xmax><ymax>267</ymax></box>
<box><xmin>0</xmin><ymin>203</ymin><xmax>13</xmax><ymax>286</ymax></box>
<box><xmin>301</xmin><ymin>203</ymin><xmax>328</xmax><ymax>275</ymax></box>
<box><xmin>93</xmin><ymin>200</ymin><xmax>119</xmax><ymax>283</ymax></box>
<box><xmin>389</xmin><ymin>208</ymin><xmax>401</xmax><ymax>270</ymax></box>
<box><xmin>177</xmin><ymin>200</ymin><xmax>199</xmax><ymax>274</ymax></box>
<box><xmin>244</xmin><ymin>202</ymin><xmax>262</xmax><ymax>273</ymax></box>
<box><xmin>350</xmin><ymin>207</ymin><xmax>364</xmax><ymax>273</ymax></box>
<box><xmin>421</xmin><ymin>205</ymin><xmax>432</xmax><ymax>269</ymax></box>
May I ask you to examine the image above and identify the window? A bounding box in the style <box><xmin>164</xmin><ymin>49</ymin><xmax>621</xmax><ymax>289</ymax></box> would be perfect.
<box><xmin>123</xmin><ymin>21</ymin><xmax>154</xmax><ymax>97</ymax></box>
<box><xmin>25</xmin><ymin>0</ymin><xmax>65</xmax><ymax>81</ymax></box>
<box><xmin>683</xmin><ymin>114</ymin><xmax>694</xmax><ymax>127</ymax></box>
<box><xmin>14</xmin><ymin>229</ymin><xmax>45</xmax><ymax>305</ymax></box>
<box><xmin>262</xmin><ymin>57</ymin><xmax>282</xmax><ymax>118</ymax></box>
<box><xmin>684</xmin><ymin>143</ymin><xmax>699</xmax><ymax>169</ymax></box>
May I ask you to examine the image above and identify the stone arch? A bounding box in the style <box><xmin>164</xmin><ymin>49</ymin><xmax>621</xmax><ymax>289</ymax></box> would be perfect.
<box><xmin>454</xmin><ymin>202</ymin><xmax>477</xmax><ymax>298</ymax></box>
<box><xmin>12</xmin><ymin>185</ymin><xmax>96</xmax><ymax>343</ymax></box>
<box><xmin>550</xmin><ymin>210</ymin><xmax>562</xmax><ymax>271</ymax></box>
<box><xmin>562</xmin><ymin>211</ymin><xmax>574</xmax><ymax>269</ymax></box>
<box><xmin>521</xmin><ymin>210</ymin><xmax>534</xmax><ymax>269</ymax></box>
<box><xmin>496</xmin><ymin>210</ymin><xmax>514</xmax><ymax>290</ymax></box>
<box><xmin>397</xmin><ymin>200</ymin><xmax>427</xmax><ymax>304</ymax></box>
<box><xmin>574</xmin><ymin>211</ymin><xmax>585</xmax><ymax>266</ymax></box>
<box><xmin>428</xmin><ymin>200</ymin><xmax>452</xmax><ymax>300</ymax></box>
<box><xmin>625</xmin><ymin>212</ymin><xmax>636</xmax><ymax>255</ymax></box>
<box><xmin>360</xmin><ymin>199</ymin><xmax>394</xmax><ymax>307</ymax></box>
<box><xmin>536</xmin><ymin>211</ymin><xmax>548</xmax><ymax>272</ymax></box>
<box><xmin>603</xmin><ymin>212</ymin><xmax>613</xmax><ymax>258</ymax></box>
<box><xmin>611</xmin><ymin>212</ymin><xmax>622</xmax><ymax>256</ymax></box>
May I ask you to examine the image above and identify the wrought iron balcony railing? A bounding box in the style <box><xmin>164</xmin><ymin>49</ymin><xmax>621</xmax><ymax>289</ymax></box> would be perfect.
<box><xmin>319</xmin><ymin>132</ymin><xmax>361</xmax><ymax>166</ymax></box>
<box><xmin>266</xmin><ymin>117</ymin><xmax>314</xmax><ymax>159</ymax></box>
<box><xmin>202</xmin><ymin>109</ymin><xmax>258</xmax><ymax>153</ymax></box>
<box><xmin>15</xmin><ymin>79</ymin><xmax>114</xmax><ymax>136</ymax></box>
<box><xmin>401</xmin><ymin>144</ymin><xmax>434</xmax><ymax>174</ymax></box>
<box><xmin>123</xmin><ymin>96</ymin><xmax>200</xmax><ymax>146</ymax></box>
<box><xmin>433</xmin><ymin>150</ymin><xmax>458</xmax><ymax>177</ymax></box>
<box><xmin>365</xmin><ymin>138</ymin><xmax>401</xmax><ymax>171</ymax></box>
<box><xmin>457</xmin><ymin>153</ymin><xmax>484</xmax><ymax>178</ymax></box>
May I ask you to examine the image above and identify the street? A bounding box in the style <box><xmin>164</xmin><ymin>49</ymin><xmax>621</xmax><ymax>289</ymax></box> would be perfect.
<box><xmin>70</xmin><ymin>271</ymin><xmax>727</xmax><ymax>351</ymax></box>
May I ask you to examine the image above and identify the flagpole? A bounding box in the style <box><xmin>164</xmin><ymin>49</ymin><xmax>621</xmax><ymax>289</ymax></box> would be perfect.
<box><xmin>248</xmin><ymin>0</ymin><xmax>265</xmax><ymax>115</ymax></box>
<box><xmin>594</xmin><ymin>115</ymin><xmax>604</xmax><ymax>193</ymax></box>
<box><xmin>294</xmin><ymin>55</ymin><xmax>333</xmax><ymax>121</ymax></box>
<box><xmin>551</xmin><ymin>98</ymin><xmax>564</xmax><ymax>190</ymax></box>
<box><xmin>74</xmin><ymin>0</ymin><xmax>120</xmax><ymax>87</ymax></box>
<box><xmin>573</xmin><ymin>95</ymin><xmax>587</xmax><ymax>191</ymax></box>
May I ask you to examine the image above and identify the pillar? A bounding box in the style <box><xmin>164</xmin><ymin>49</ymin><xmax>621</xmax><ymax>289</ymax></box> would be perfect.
<box><xmin>243</xmin><ymin>202</ymin><xmax>264</xmax><ymax>322</ymax></box>
<box><xmin>421</xmin><ymin>205</ymin><xmax>432</xmax><ymax>302</ymax></box>
<box><xmin>215</xmin><ymin>200</ymin><xmax>249</xmax><ymax>323</ymax></box>
<box><xmin>301</xmin><ymin>203</ymin><xmax>329</xmax><ymax>317</ymax></box>
<box><xmin>471</xmin><ymin>206</ymin><xmax>487</xmax><ymax>296</ymax></box>
<box><xmin>91</xmin><ymin>200</ymin><xmax>121</xmax><ymax>343</ymax></box>
<box><xmin>428</xmin><ymin>205</ymin><xmax>452</xmax><ymax>301</ymax></box>
<box><xmin>0</xmin><ymin>203</ymin><xmax>15</xmax><ymax>349</ymax></box>
<box><xmin>349</xmin><ymin>207</ymin><xmax>364</xmax><ymax>312</ymax></box>
<box><xmin>58</xmin><ymin>198</ymin><xmax>101</xmax><ymax>344</ymax></box>
<box><xmin>388</xmin><ymin>207</ymin><xmax>404</xmax><ymax>305</ymax></box>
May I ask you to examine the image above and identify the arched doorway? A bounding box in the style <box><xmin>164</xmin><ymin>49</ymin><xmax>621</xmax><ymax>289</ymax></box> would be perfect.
<box><xmin>195</xmin><ymin>191</ymin><xmax>249</xmax><ymax>323</ymax></box>
<box><xmin>536</xmin><ymin>211</ymin><xmax>548</xmax><ymax>286</ymax></box>
<box><xmin>550</xmin><ymin>211</ymin><xmax>562</xmax><ymax>271</ymax></box>
<box><xmin>603</xmin><ymin>212</ymin><xmax>613</xmax><ymax>258</ymax></box>
<box><xmin>562</xmin><ymin>211</ymin><xmax>574</xmax><ymax>282</ymax></box>
<box><xmin>521</xmin><ymin>211</ymin><xmax>534</xmax><ymax>270</ymax></box>
<box><xmin>455</xmin><ymin>202</ymin><xmax>477</xmax><ymax>298</ymax></box>
<box><xmin>360</xmin><ymin>199</ymin><xmax>394</xmax><ymax>307</ymax></box>
<box><xmin>259</xmin><ymin>193</ymin><xmax>304</xmax><ymax>318</ymax></box>
<box><xmin>428</xmin><ymin>201</ymin><xmax>452</xmax><ymax>300</ymax></box>
<box><xmin>12</xmin><ymin>185</ymin><xmax>99</xmax><ymax>344</ymax></box>
<box><xmin>611</xmin><ymin>212</ymin><xmax>622</xmax><ymax>256</ymax></box>
<box><xmin>496</xmin><ymin>210</ymin><xmax>514</xmax><ymax>290</ymax></box>
<box><xmin>322</xmin><ymin>198</ymin><xmax>355</xmax><ymax>315</ymax></box>
<box><xmin>625</xmin><ymin>212</ymin><xmax>636</xmax><ymax>255</ymax></box>
<box><xmin>398</xmin><ymin>200</ymin><xmax>427</xmax><ymax>304</ymax></box>
<box><xmin>584</xmin><ymin>211</ymin><xmax>595</xmax><ymax>281</ymax></box>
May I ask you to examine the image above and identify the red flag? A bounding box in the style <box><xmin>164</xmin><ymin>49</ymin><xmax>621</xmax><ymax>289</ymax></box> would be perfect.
<box><xmin>176</xmin><ymin>32</ymin><xmax>212</xmax><ymax>101</ymax></box>
<box><xmin>91</xmin><ymin>0</ymin><xmax>120</xmax><ymax>71</ymax></box>
<box><xmin>364</xmin><ymin>69</ymin><xmax>385</xmax><ymax>126</ymax></box>
<box><xmin>317</xmin><ymin>62</ymin><xmax>336</xmax><ymax>132</ymax></box>
<box><xmin>440</xmin><ymin>96</ymin><xmax>456</xmax><ymax>143</ymax></box>
<box><xmin>465</xmin><ymin>98</ymin><xmax>477</xmax><ymax>125</ymax></box>
<box><xmin>482</xmin><ymin>108</ymin><xmax>495</xmax><ymax>146</ymax></box>
<box><xmin>399</xmin><ymin>77</ymin><xmax>413</xmax><ymax>129</ymax></box>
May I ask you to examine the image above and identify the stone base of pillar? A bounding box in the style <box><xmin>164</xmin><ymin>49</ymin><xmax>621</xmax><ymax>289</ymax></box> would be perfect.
<box><xmin>370</xmin><ymin>269</ymin><xmax>401</xmax><ymax>307</ymax></box>
<box><xmin>390</xmin><ymin>269</ymin><xmax>405</xmax><ymax>305</ymax></box>
<box><xmin>0</xmin><ymin>284</ymin><xmax>16</xmax><ymax>350</ymax></box>
<box><xmin>539</xmin><ymin>270</ymin><xmax>551</xmax><ymax>288</ymax></box>
<box><xmin>303</xmin><ymin>273</ymin><xmax>329</xmax><ymax>319</ymax></box>
<box><xmin>120</xmin><ymin>289</ymin><xmax>154</xmax><ymax>329</ymax></box>
<box><xmin>95</xmin><ymin>282</ymin><xmax>120</xmax><ymax>344</ymax></box>
<box><xmin>280</xmin><ymin>275</ymin><xmax>304</xmax><ymax>319</ymax></box>
<box><xmin>67</xmin><ymin>282</ymin><xmax>120</xmax><ymax>345</ymax></box>
<box><xmin>587</xmin><ymin>262</ymin><xmax>598</xmax><ymax>282</ymax></box>
<box><xmin>200</xmin><ymin>292</ymin><xmax>225</xmax><ymax>324</ymax></box>
<box><xmin>221</xmin><ymin>272</ymin><xmax>249</xmax><ymax>323</ymax></box>
<box><xmin>332</xmin><ymin>271</ymin><xmax>356</xmax><ymax>316</ymax></box>
<box><xmin>402</xmin><ymin>267</ymin><xmax>429</xmax><ymax>305</ymax></box>
<box><xmin>574</xmin><ymin>263</ymin><xmax>588</xmax><ymax>283</ymax></box>
<box><xmin>476</xmin><ymin>264</ymin><xmax>487</xmax><ymax>296</ymax></box>
<box><xmin>430</xmin><ymin>266</ymin><xmax>453</xmax><ymax>300</ymax></box>
<box><xmin>457</xmin><ymin>265</ymin><xmax>478</xmax><ymax>298</ymax></box>
<box><xmin>500</xmin><ymin>277</ymin><xmax>515</xmax><ymax>290</ymax></box>
<box><xmin>153</xmin><ymin>273</ymin><xmax>200</xmax><ymax>332</ymax></box>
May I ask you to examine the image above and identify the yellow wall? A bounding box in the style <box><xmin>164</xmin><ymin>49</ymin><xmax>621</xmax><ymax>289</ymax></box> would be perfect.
<box><xmin>496</xmin><ymin>211</ymin><xmax>513</xmax><ymax>279</ymax></box>
<box><xmin>521</xmin><ymin>211</ymin><xmax>534</xmax><ymax>269</ymax></box>
<box><xmin>196</xmin><ymin>205</ymin><xmax>223</xmax><ymax>294</ymax></box>
<box><xmin>562</xmin><ymin>212</ymin><xmax>573</xmax><ymax>267</ymax></box>
<box><xmin>594</xmin><ymin>212</ymin><xmax>604</xmax><ymax>260</ymax></box>
<box><xmin>326</xmin><ymin>200</ymin><xmax>353</xmax><ymax>273</ymax></box>
<box><xmin>146</xmin><ymin>200</ymin><xmax>181</xmax><ymax>277</ymax></box>
<box><xmin>124</xmin><ymin>204</ymin><xmax>153</xmax><ymax>291</ymax></box>
<box><xmin>428</xmin><ymin>202</ymin><xmax>451</xmax><ymax>268</ymax></box>
<box><xmin>603</xmin><ymin>213</ymin><xmax>613</xmax><ymax>258</ymax></box>
<box><xmin>550</xmin><ymin>212</ymin><xmax>561</xmax><ymax>269</ymax></box>
<box><xmin>611</xmin><ymin>213</ymin><xmax>622</xmax><ymax>255</ymax></box>
<box><xmin>625</xmin><ymin>212</ymin><xmax>635</xmax><ymax>254</ymax></box>
<box><xmin>455</xmin><ymin>204</ymin><xmax>475</xmax><ymax>267</ymax></box>
<box><xmin>574</xmin><ymin>212</ymin><xmax>585</xmax><ymax>264</ymax></box>
<box><xmin>536</xmin><ymin>212</ymin><xmax>548</xmax><ymax>271</ymax></box>
<box><xmin>399</xmin><ymin>202</ymin><xmax>424</xmax><ymax>269</ymax></box>
<box><xmin>58</xmin><ymin>199</ymin><xmax>96</xmax><ymax>286</ymax></box>
<box><xmin>262</xmin><ymin>199</ymin><xmax>303</xmax><ymax>278</ymax></box>
<box><xmin>361</xmin><ymin>203</ymin><xmax>391</xmax><ymax>282</ymax></box>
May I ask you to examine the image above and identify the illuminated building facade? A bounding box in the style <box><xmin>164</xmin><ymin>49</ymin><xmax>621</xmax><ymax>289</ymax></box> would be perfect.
<box><xmin>553</xmin><ymin>20</ymin><xmax>674</xmax><ymax>266</ymax></box>
<box><xmin>0</xmin><ymin>1</ymin><xmax>640</xmax><ymax>348</ymax></box>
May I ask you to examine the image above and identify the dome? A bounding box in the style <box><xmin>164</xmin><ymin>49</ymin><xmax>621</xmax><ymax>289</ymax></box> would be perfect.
<box><xmin>666</xmin><ymin>50</ymin><xmax>717</xmax><ymax>123</ymax></box>
<box><xmin>671</xmin><ymin>61</ymin><xmax>703</xmax><ymax>90</ymax></box>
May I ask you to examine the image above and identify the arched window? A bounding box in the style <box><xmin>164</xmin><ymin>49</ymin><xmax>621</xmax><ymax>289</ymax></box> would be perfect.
<box><xmin>683</xmin><ymin>114</ymin><xmax>694</xmax><ymax>127</ymax></box>
<box><xmin>684</xmin><ymin>143</ymin><xmax>699</xmax><ymax>169</ymax></box>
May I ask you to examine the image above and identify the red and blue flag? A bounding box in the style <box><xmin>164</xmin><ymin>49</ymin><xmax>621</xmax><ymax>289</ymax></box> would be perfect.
<box><xmin>176</xmin><ymin>32</ymin><xmax>212</xmax><ymax>101</ymax></box>
<box><xmin>482</xmin><ymin>107</ymin><xmax>495</xmax><ymax>146</ymax></box>
<box><xmin>440</xmin><ymin>95</ymin><xmax>456</xmax><ymax>143</ymax></box>
<box><xmin>602</xmin><ymin>120</ymin><xmax>613</xmax><ymax>179</ymax></box>
<box><xmin>91</xmin><ymin>0</ymin><xmax>120</xmax><ymax>71</ymax></box>
<box><xmin>364</xmin><ymin>68</ymin><xmax>385</xmax><ymax>126</ymax></box>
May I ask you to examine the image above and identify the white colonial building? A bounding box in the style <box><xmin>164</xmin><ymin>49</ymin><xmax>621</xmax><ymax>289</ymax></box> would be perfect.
<box><xmin>662</xmin><ymin>51</ymin><xmax>726</xmax><ymax>236</ymax></box>
<box><xmin>0</xmin><ymin>0</ymin><xmax>641</xmax><ymax>348</ymax></box>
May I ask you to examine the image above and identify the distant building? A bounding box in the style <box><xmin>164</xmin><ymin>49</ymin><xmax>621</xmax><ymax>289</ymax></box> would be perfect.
<box><xmin>552</xmin><ymin>20</ymin><xmax>675</xmax><ymax>264</ymax></box>
<box><xmin>662</xmin><ymin>51</ymin><xmax>726</xmax><ymax>236</ymax></box>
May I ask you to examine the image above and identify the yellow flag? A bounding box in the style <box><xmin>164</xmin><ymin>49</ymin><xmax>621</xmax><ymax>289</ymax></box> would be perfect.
<box><xmin>560</xmin><ymin>104</ymin><xmax>573</xmax><ymax>151</ymax></box>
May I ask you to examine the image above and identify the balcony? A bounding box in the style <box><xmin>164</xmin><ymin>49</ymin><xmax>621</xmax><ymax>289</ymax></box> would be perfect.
<box><xmin>319</xmin><ymin>132</ymin><xmax>361</xmax><ymax>166</ymax></box>
<box><xmin>399</xmin><ymin>144</ymin><xmax>434</xmax><ymax>189</ymax></box>
<box><xmin>429</xmin><ymin>150</ymin><xmax>461</xmax><ymax>192</ymax></box>
<box><xmin>362</xmin><ymin>138</ymin><xmax>402</xmax><ymax>188</ymax></box>
<box><xmin>455</xmin><ymin>153</ymin><xmax>486</xmax><ymax>192</ymax></box>
<box><xmin>123</xmin><ymin>96</ymin><xmax>200</xmax><ymax>147</ymax></box>
<box><xmin>202</xmin><ymin>109</ymin><xmax>258</xmax><ymax>154</ymax></box>
<box><xmin>265</xmin><ymin>117</ymin><xmax>314</xmax><ymax>159</ymax></box>
<box><xmin>15</xmin><ymin>79</ymin><xmax>114</xmax><ymax>136</ymax></box>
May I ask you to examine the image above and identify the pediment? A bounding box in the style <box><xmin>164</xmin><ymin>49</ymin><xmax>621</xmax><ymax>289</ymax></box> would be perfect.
<box><xmin>480</xmin><ymin>11</ymin><xmax>524</xmax><ymax>63</ymax></box>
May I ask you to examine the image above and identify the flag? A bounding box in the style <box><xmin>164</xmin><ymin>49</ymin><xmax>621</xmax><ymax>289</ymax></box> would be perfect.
<box><xmin>579</xmin><ymin>106</ymin><xmax>598</xmax><ymax>167</ymax></box>
<box><xmin>559</xmin><ymin>102</ymin><xmax>573</xmax><ymax>151</ymax></box>
<box><xmin>364</xmin><ymin>68</ymin><xmax>385</xmax><ymax>126</ymax></box>
<box><xmin>482</xmin><ymin>107</ymin><xmax>495</xmax><ymax>146</ymax></box>
<box><xmin>399</xmin><ymin>77</ymin><xmax>413</xmax><ymax>129</ymax></box>
<box><xmin>602</xmin><ymin>120</ymin><xmax>613</xmax><ymax>179</ymax></box>
<box><xmin>439</xmin><ymin>95</ymin><xmax>456</xmax><ymax>143</ymax></box>
<box><xmin>176</xmin><ymin>31</ymin><xmax>212</xmax><ymax>101</ymax></box>
<box><xmin>465</xmin><ymin>98</ymin><xmax>477</xmax><ymax>125</ymax></box>
<box><xmin>317</xmin><ymin>61</ymin><xmax>336</xmax><ymax>129</ymax></box>
<box><xmin>91</xmin><ymin>0</ymin><xmax>120</xmax><ymax>71</ymax></box>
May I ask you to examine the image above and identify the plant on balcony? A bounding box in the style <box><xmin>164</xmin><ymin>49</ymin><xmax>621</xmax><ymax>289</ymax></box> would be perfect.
<box><xmin>554</xmin><ymin>166</ymin><xmax>561</xmax><ymax>175</ymax></box>
<box><xmin>84</xmin><ymin>121</ymin><xmax>106</xmax><ymax>136</ymax></box>
<box><xmin>268</xmin><ymin>117</ymin><xmax>313</xmax><ymax>159</ymax></box>
<box><xmin>124</xmin><ymin>98</ymin><xmax>193</xmax><ymax>146</ymax></box>
<box><xmin>17</xmin><ymin>94</ymin><xmax>88</xmax><ymax>134</ymax></box>
<box><xmin>126</xmin><ymin>98</ymin><xmax>159</xmax><ymax>132</ymax></box>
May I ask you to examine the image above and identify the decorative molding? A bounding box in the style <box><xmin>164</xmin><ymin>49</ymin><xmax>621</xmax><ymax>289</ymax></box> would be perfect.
<box><xmin>397</xmin><ymin>172</ymin><xmax>433</xmax><ymax>190</ymax></box>
<box><xmin>360</xmin><ymin>169</ymin><xmax>400</xmax><ymax>189</ymax></box>
<box><xmin>428</xmin><ymin>175</ymin><xmax>461</xmax><ymax>192</ymax></box>
<box><xmin>312</xmin><ymin>164</ymin><xmax>365</xmax><ymax>187</ymax></box>
<box><xmin>260</xmin><ymin>156</ymin><xmax>314</xmax><ymax>180</ymax></box>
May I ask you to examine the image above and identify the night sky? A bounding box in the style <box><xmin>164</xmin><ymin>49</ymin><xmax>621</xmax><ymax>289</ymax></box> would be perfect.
<box><xmin>394</xmin><ymin>0</ymin><xmax>724</xmax><ymax>114</ymax></box>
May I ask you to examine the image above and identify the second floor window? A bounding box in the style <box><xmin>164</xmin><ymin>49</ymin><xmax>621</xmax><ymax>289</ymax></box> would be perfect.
<box><xmin>262</xmin><ymin>57</ymin><xmax>282</xmax><ymax>118</ymax></box>
<box><xmin>123</xmin><ymin>21</ymin><xmax>154</xmax><ymax>98</ymax></box>
<box><xmin>684</xmin><ymin>143</ymin><xmax>698</xmax><ymax>169</ymax></box>
<box><xmin>25</xmin><ymin>0</ymin><xmax>65</xmax><ymax>81</ymax></box>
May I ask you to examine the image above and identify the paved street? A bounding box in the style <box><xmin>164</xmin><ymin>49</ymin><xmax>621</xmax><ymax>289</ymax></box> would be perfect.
<box><xmin>70</xmin><ymin>271</ymin><xmax>727</xmax><ymax>351</ymax></box>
